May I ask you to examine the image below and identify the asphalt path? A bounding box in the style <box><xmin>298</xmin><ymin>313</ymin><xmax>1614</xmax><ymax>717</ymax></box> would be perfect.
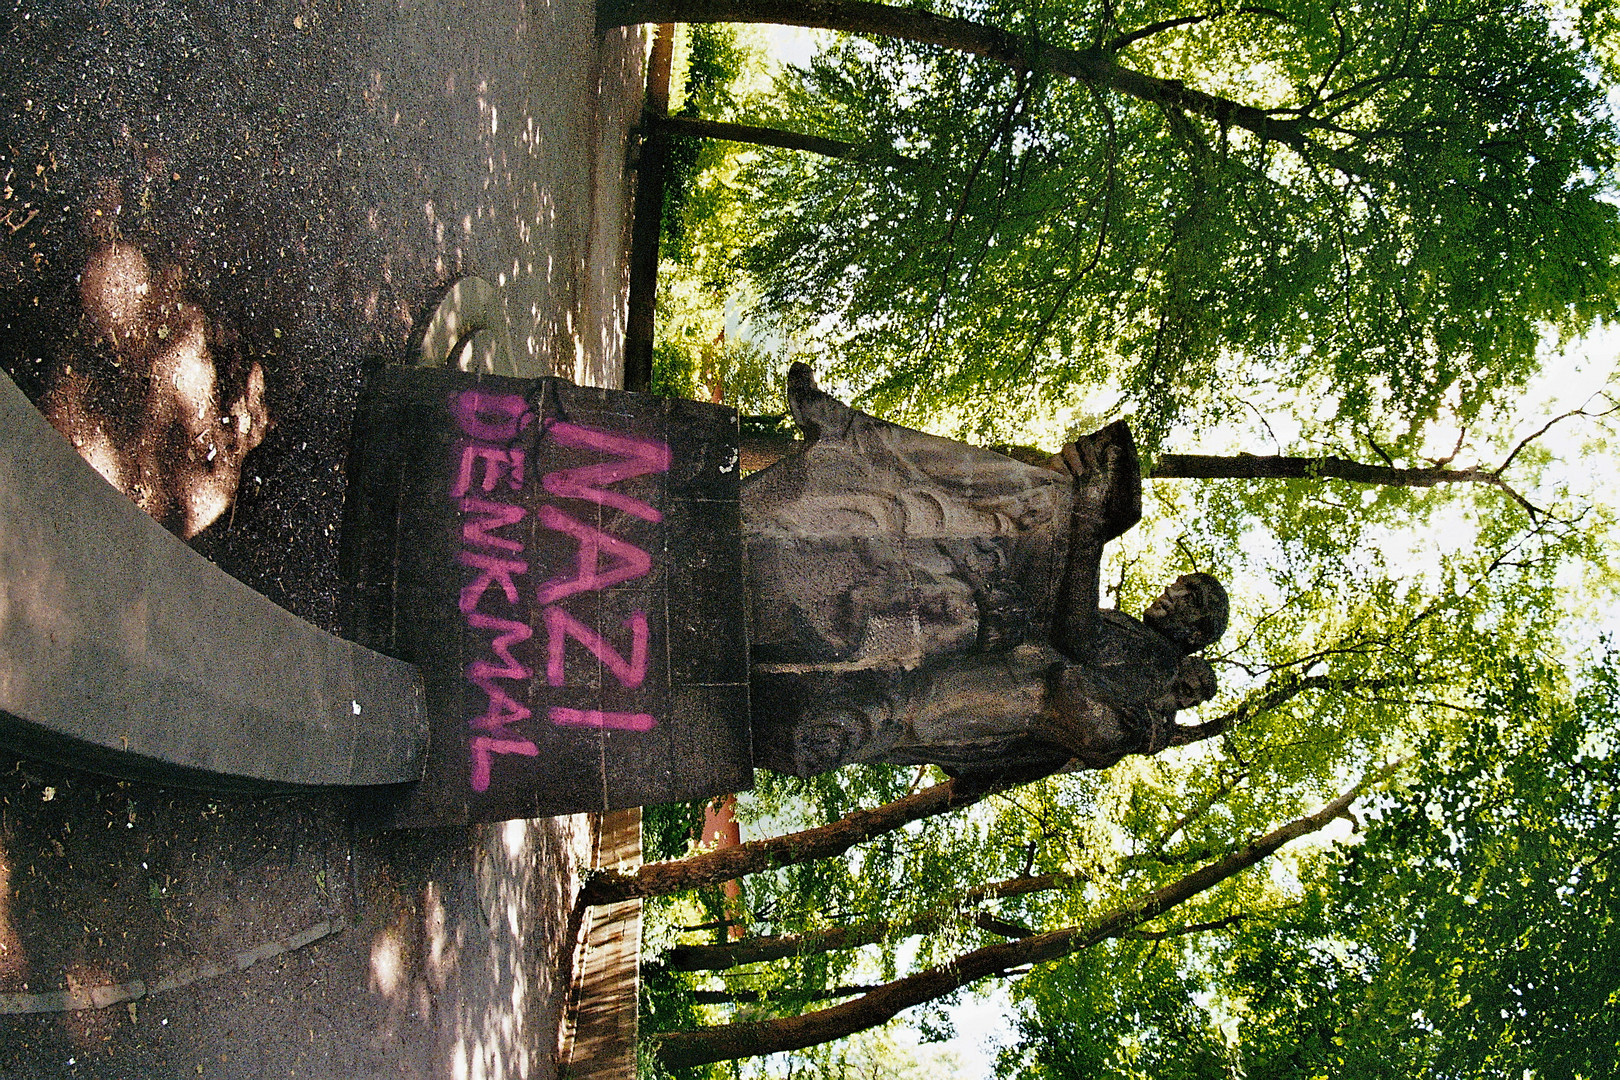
<box><xmin>0</xmin><ymin>0</ymin><xmax>644</xmax><ymax>1075</ymax></box>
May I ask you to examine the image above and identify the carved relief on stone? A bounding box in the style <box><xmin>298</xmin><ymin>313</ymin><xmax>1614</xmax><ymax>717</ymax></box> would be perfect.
<box><xmin>743</xmin><ymin>364</ymin><xmax>1227</xmax><ymax>780</ymax></box>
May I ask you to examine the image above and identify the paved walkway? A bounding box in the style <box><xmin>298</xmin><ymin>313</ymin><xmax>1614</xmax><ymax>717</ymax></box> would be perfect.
<box><xmin>0</xmin><ymin>776</ymin><xmax>597</xmax><ymax>1079</ymax></box>
<box><xmin>0</xmin><ymin>0</ymin><xmax>646</xmax><ymax>1075</ymax></box>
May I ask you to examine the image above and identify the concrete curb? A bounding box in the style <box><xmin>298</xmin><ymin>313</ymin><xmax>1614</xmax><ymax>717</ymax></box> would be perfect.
<box><xmin>0</xmin><ymin>919</ymin><xmax>347</xmax><ymax>1016</ymax></box>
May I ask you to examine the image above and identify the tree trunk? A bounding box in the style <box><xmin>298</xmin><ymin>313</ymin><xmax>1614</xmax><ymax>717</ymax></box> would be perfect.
<box><xmin>1152</xmin><ymin>453</ymin><xmax>1497</xmax><ymax>488</ymax></box>
<box><xmin>740</xmin><ymin>430</ymin><xmax>1511</xmax><ymax>494</ymax></box>
<box><xmin>665</xmin><ymin>918</ymin><xmax>897</xmax><ymax>970</ymax></box>
<box><xmin>598</xmin><ymin>0</ymin><xmax>1358</xmax><ymax>173</ymax></box>
<box><xmin>653</xmin><ymin>767</ymin><xmax>1396</xmax><ymax>1068</ymax></box>
<box><xmin>690</xmin><ymin>985</ymin><xmax>879</xmax><ymax>1004</ymax></box>
<box><xmin>623</xmin><ymin>24</ymin><xmax>676</xmax><ymax>392</ymax></box>
<box><xmin>579</xmin><ymin>776</ymin><xmax>1001</xmax><ymax>905</ymax></box>
<box><xmin>655</xmin><ymin>115</ymin><xmax>871</xmax><ymax>159</ymax></box>
<box><xmin>662</xmin><ymin>870</ymin><xmax>1077</xmax><ymax>970</ymax></box>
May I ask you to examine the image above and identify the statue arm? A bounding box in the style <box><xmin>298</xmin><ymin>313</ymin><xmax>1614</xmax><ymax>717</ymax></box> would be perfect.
<box><xmin>1048</xmin><ymin>421</ymin><xmax>1141</xmax><ymax>659</ymax></box>
<box><xmin>1051</xmin><ymin>533</ymin><xmax>1103</xmax><ymax>660</ymax></box>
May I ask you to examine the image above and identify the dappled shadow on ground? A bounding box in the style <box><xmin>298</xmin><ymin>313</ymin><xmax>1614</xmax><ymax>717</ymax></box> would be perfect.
<box><xmin>0</xmin><ymin>0</ymin><xmax>640</xmax><ymax>629</ymax></box>
<box><xmin>365</xmin><ymin>818</ymin><xmax>591</xmax><ymax>1080</ymax></box>
<box><xmin>0</xmin><ymin>0</ymin><xmax>639</xmax><ymax>1072</ymax></box>
<box><xmin>50</xmin><ymin>232</ymin><xmax>268</xmax><ymax>539</ymax></box>
<box><xmin>0</xmin><ymin>753</ymin><xmax>591</xmax><ymax>1079</ymax></box>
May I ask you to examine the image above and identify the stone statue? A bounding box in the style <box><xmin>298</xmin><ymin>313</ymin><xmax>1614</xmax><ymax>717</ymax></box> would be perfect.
<box><xmin>744</xmin><ymin>363</ymin><xmax>1227</xmax><ymax>779</ymax></box>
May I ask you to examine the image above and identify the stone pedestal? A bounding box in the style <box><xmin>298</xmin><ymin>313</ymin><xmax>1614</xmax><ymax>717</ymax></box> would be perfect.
<box><xmin>343</xmin><ymin>368</ymin><xmax>752</xmax><ymax>825</ymax></box>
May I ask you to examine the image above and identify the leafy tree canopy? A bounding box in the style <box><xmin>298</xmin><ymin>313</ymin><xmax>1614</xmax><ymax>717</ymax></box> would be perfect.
<box><xmin>1000</xmin><ymin>653</ymin><xmax>1620</xmax><ymax>1079</ymax></box>
<box><xmin>627</xmin><ymin>8</ymin><xmax>1620</xmax><ymax>1071</ymax></box>
<box><xmin>731</xmin><ymin>0</ymin><xmax>1620</xmax><ymax>444</ymax></box>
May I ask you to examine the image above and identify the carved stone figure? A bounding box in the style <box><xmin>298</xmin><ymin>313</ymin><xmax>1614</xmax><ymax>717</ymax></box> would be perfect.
<box><xmin>744</xmin><ymin>364</ymin><xmax>1227</xmax><ymax>779</ymax></box>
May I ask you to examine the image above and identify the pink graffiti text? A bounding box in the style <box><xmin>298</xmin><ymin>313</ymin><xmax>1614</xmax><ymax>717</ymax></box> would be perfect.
<box><xmin>543</xmin><ymin>605</ymin><xmax>649</xmax><ymax>689</ymax></box>
<box><xmin>540</xmin><ymin>421</ymin><xmax>671</xmax><ymax>522</ymax></box>
<box><xmin>450</xmin><ymin>390</ymin><xmax>671</xmax><ymax>791</ymax></box>
<box><xmin>547</xmin><ymin>707</ymin><xmax>657</xmax><ymax>732</ymax></box>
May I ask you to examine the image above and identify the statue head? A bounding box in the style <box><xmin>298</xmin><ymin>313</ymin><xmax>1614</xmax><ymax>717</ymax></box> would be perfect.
<box><xmin>1143</xmin><ymin>573</ymin><xmax>1228</xmax><ymax>653</ymax></box>
<box><xmin>1164</xmin><ymin>654</ymin><xmax>1217</xmax><ymax>709</ymax></box>
<box><xmin>1139</xmin><ymin>656</ymin><xmax>1218</xmax><ymax>755</ymax></box>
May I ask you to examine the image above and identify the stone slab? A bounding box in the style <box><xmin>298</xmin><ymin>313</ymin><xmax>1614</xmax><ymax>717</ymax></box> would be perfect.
<box><xmin>0</xmin><ymin>368</ymin><xmax>427</xmax><ymax>789</ymax></box>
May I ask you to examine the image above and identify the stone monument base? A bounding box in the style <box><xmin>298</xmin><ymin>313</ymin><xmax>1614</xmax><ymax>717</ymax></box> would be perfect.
<box><xmin>342</xmin><ymin>368</ymin><xmax>753</xmax><ymax>826</ymax></box>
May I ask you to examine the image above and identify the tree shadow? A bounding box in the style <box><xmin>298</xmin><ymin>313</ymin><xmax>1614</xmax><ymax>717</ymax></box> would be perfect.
<box><xmin>0</xmin><ymin>753</ymin><xmax>591</xmax><ymax>1078</ymax></box>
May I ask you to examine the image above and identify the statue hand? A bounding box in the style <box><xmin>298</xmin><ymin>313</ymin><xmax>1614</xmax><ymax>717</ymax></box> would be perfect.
<box><xmin>784</xmin><ymin>362</ymin><xmax>854</xmax><ymax>444</ymax></box>
<box><xmin>1060</xmin><ymin>421</ymin><xmax>1141</xmax><ymax>543</ymax></box>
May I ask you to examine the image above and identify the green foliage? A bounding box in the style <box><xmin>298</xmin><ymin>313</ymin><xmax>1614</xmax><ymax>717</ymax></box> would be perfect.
<box><xmin>664</xmin><ymin>24</ymin><xmax>752</xmax><ymax>259</ymax></box>
<box><xmin>737</xmin><ymin>0</ymin><xmax>1620</xmax><ymax>443</ymax></box>
<box><xmin>651</xmin><ymin>339</ymin><xmax>703</xmax><ymax>400</ymax></box>
<box><xmin>634</xmin><ymin>11</ymin><xmax>1620</xmax><ymax>1067</ymax></box>
<box><xmin>1000</xmin><ymin>653</ymin><xmax>1620</xmax><ymax>1079</ymax></box>
<box><xmin>653</xmin><ymin>24</ymin><xmax>796</xmax><ymax>411</ymax></box>
<box><xmin>1000</xmin><ymin>944</ymin><xmax>1231</xmax><ymax>1080</ymax></box>
<box><xmin>649</xmin><ymin>332</ymin><xmax>788</xmax><ymax>412</ymax></box>
<box><xmin>645</xmin><ymin>797</ymin><xmax>709</xmax><ymax>862</ymax></box>
<box><xmin>740</xmin><ymin>1026</ymin><xmax>972</xmax><ymax>1078</ymax></box>
<box><xmin>642</xmin><ymin>961</ymin><xmax>729</xmax><ymax>1080</ymax></box>
<box><xmin>1229</xmin><ymin>657</ymin><xmax>1620</xmax><ymax>1079</ymax></box>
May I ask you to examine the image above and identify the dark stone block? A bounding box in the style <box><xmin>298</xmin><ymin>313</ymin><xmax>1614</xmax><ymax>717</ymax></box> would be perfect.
<box><xmin>665</xmin><ymin>684</ymin><xmax>753</xmax><ymax>803</ymax></box>
<box><xmin>343</xmin><ymin>369</ymin><xmax>752</xmax><ymax>824</ymax></box>
<box><xmin>663</xmin><ymin>396</ymin><xmax>744</xmax><ymax>499</ymax></box>
<box><xmin>665</xmin><ymin>500</ymin><xmax>749</xmax><ymax>685</ymax></box>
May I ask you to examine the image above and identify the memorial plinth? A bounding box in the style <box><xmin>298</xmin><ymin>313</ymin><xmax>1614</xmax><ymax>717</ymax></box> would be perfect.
<box><xmin>343</xmin><ymin>368</ymin><xmax>753</xmax><ymax>825</ymax></box>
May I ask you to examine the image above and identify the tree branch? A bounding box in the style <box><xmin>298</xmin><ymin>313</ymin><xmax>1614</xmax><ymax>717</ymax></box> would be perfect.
<box><xmin>660</xmin><ymin>870</ymin><xmax>1082</xmax><ymax>970</ymax></box>
<box><xmin>1146</xmin><ymin>771</ymin><xmax>1244</xmax><ymax>853</ymax></box>
<box><xmin>1167</xmin><ymin>673</ymin><xmax>1402</xmax><ymax>746</ymax></box>
<box><xmin>1492</xmin><ymin>394</ymin><xmax>1618</xmax><ymax>480</ymax></box>
<box><xmin>662</xmin><ymin>918</ymin><xmax>899</xmax><ymax>970</ymax></box>
<box><xmin>1150</xmin><ymin>451</ymin><xmax>1497</xmax><ymax>487</ymax></box>
<box><xmin>580</xmin><ymin>776</ymin><xmax>1006</xmax><ymax>905</ymax></box>
<box><xmin>690</xmin><ymin>984</ymin><xmax>880</xmax><ymax>1004</ymax></box>
<box><xmin>652</xmin><ymin>114</ymin><xmax>909</xmax><ymax>162</ymax></box>
<box><xmin>1105</xmin><ymin>7</ymin><xmax>1288</xmax><ymax>55</ymax></box>
<box><xmin>1104</xmin><ymin>12</ymin><xmax>1214</xmax><ymax>52</ymax></box>
<box><xmin>653</xmin><ymin>763</ymin><xmax>1405</xmax><ymax>1067</ymax></box>
<box><xmin>974</xmin><ymin>912</ymin><xmax>1035</xmax><ymax>938</ymax></box>
<box><xmin>1123</xmin><ymin>911</ymin><xmax>1247</xmax><ymax>940</ymax></box>
<box><xmin>599</xmin><ymin>0</ymin><xmax>1363</xmax><ymax>175</ymax></box>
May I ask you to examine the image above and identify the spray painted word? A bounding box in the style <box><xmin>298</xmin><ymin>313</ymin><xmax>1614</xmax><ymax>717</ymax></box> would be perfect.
<box><xmin>448</xmin><ymin>390</ymin><xmax>671</xmax><ymax>792</ymax></box>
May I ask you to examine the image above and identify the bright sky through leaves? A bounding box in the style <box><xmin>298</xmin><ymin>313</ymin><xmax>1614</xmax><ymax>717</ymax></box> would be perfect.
<box><xmin>643</xmin><ymin>7</ymin><xmax>1620</xmax><ymax>1074</ymax></box>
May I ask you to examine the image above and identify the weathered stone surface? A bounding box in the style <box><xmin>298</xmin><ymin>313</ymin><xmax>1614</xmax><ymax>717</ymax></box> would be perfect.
<box><xmin>743</xmin><ymin>364</ymin><xmax>1228</xmax><ymax>781</ymax></box>
<box><xmin>344</xmin><ymin>368</ymin><xmax>752</xmax><ymax>824</ymax></box>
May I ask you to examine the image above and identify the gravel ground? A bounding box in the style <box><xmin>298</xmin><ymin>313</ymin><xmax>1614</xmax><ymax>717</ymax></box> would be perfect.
<box><xmin>0</xmin><ymin>0</ymin><xmax>643</xmax><ymax>1074</ymax></box>
<box><xmin>0</xmin><ymin>0</ymin><xmax>639</xmax><ymax>628</ymax></box>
